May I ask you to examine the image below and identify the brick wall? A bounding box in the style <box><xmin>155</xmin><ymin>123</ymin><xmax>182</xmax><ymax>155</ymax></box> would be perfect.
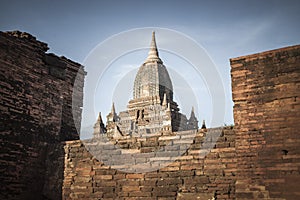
<box><xmin>231</xmin><ymin>45</ymin><xmax>300</xmax><ymax>199</ymax></box>
<box><xmin>62</xmin><ymin>127</ymin><xmax>236</xmax><ymax>200</ymax></box>
<box><xmin>1</xmin><ymin>30</ymin><xmax>299</xmax><ymax>200</ymax></box>
<box><xmin>0</xmin><ymin>31</ymin><xmax>85</xmax><ymax>199</ymax></box>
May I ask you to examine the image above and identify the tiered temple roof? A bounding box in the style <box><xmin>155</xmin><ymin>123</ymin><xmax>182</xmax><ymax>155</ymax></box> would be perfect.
<box><xmin>94</xmin><ymin>32</ymin><xmax>199</xmax><ymax>138</ymax></box>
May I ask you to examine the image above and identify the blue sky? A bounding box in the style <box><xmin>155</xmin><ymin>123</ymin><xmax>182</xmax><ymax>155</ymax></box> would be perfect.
<box><xmin>1</xmin><ymin>0</ymin><xmax>299</xmax><ymax>134</ymax></box>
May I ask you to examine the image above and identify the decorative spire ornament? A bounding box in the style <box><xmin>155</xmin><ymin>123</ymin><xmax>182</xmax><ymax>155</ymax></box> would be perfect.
<box><xmin>111</xmin><ymin>102</ymin><xmax>116</xmax><ymax>114</ymax></box>
<box><xmin>145</xmin><ymin>31</ymin><xmax>162</xmax><ymax>64</ymax></box>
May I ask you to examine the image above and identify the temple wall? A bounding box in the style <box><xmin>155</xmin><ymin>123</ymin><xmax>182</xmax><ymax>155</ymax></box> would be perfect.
<box><xmin>62</xmin><ymin>128</ymin><xmax>236</xmax><ymax>200</ymax></box>
<box><xmin>231</xmin><ymin>45</ymin><xmax>300</xmax><ymax>199</ymax></box>
<box><xmin>0</xmin><ymin>31</ymin><xmax>85</xmax><ymax>200</ymax></box>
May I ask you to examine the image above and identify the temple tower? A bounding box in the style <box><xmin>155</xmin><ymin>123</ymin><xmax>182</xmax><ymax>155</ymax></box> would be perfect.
<box><xmin>95</xmin><ymin>32</ymin><xmax>198</xmax><ymax>138</ymax></box>
<box><xmin>93</xmin><ymin>112</ymin><xmax>106</xmax><ymax>137</ymax></box>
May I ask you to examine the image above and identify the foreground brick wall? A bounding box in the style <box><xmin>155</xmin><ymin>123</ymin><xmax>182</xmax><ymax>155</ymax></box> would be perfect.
<box><xmin>0</xmin><ymin>31</ymin><xmax>85</xmax><ymax>200</ymax></box>
<box><xmin>231</xmin><ymin>45</ymin><xmax>300</xmax><ymax>199</ymax></box>
<box><xmin>62</xmin><ymin>127</ymin><xmax>236</xmax><ymax>200</ymax></box>
<box><xmin>1</xmin><ymin>30</ymin><xmax>299</xmax><ymax>200</ymax></box>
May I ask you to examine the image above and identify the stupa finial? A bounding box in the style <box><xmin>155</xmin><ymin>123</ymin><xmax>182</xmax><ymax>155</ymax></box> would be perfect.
<box><xmin>145</xmin><ymin>31</ymin><xmax>162</xmax><ymax>63</ymax></box>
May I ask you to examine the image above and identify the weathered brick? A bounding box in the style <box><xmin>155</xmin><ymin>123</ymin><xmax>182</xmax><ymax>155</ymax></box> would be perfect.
<box><xmin>122</xmin><ymin>186</ymin><xmax>140</xmax><ymax>192</ymax></box>
<box><xmin>231</xmin><ymin>45</ymin><xmax>300</xmax><ymax>199</ymax></box>
<box><xmin>126</xmin><ymin>173</ymin><xmax>145</xmax><ymax>179</ymax></box>
<box><xmin>0</xmin><ymin>31</ymin><xmax>85</xmax><ymax>200</ymax></box>
<box><xmin>3</xmin><ymin>30</ymin><xmax>299</xmax><ymax>200</ymax></box>
<box><xmin>94</xmin><ymin>175</ymin><xmax>113</xmax><ymax>180</ymax></box>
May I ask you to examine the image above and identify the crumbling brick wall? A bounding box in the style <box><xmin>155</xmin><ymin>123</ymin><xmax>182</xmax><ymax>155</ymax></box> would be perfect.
<box><xmin>0</xmin><ymin>31</ymin><xmax>85</xmax><ymax>200</ymax></box>
<box><xmin>231</xmin><ymin>45</ymin><xmax>300</xmax><ymax>199</ymax></box>
<box><xmin>1</xmin><ymin>30</ymin><xmax>299</xmax><ymax>200</ymax></box>
<box><xmin>61</xmin><ymin>127</ymin><xmax>236</xmax><ymax>200</ymax></box>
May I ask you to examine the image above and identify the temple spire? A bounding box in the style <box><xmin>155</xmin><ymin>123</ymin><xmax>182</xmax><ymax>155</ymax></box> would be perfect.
<box><xmin>145</xmin><ymin>31</ymin><xmax>162</xmax><ymax>64</ymax></box>
<box><xmin>188</xmin><ymin>106</ymin><xmax>198</xmax><ymax>130</ymax></box>
<box><xmin>201</xmin><ymin>120</ymin><xmax>207</xmax><ymax>130</ymax></box>
<box><xmin>97</xmin><ymin>112</ymin><xmax>104</xmax><ymax>123</ymax></box>
<box><xmin>111</xmin><ymin>102</ymin><xmax>116</xmax><ymax>114</ymax></box>
<box><xmin>106</xmin><ymin>102</ymin><xmax>118</xmax><ymax>123</ymax></box>
<box><xmin>190</xmin><ymin>106</ymin><xmax>196</xmax><ymax>119</ymax></box>
<box><xmin>93</xmin><ymin>112</ymin><xmax>106</xmax><ymax>137</ymax></box>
